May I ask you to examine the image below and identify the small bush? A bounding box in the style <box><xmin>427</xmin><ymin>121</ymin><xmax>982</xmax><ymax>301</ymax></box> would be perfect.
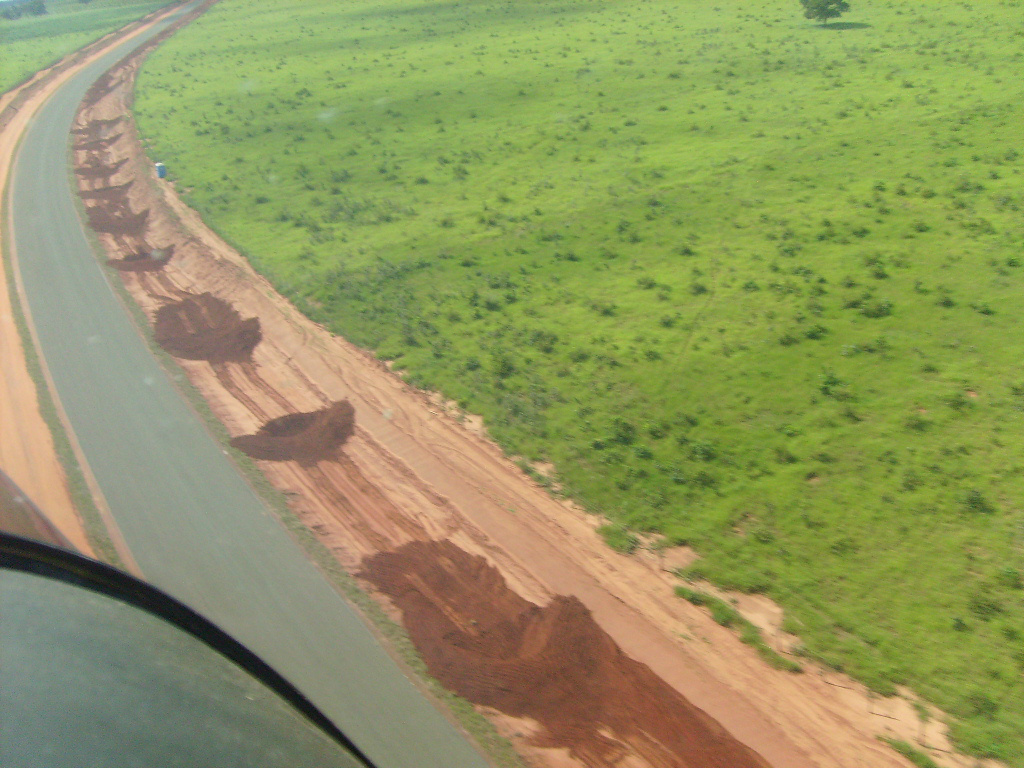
<box><xmin>861</xmin><ymin>300</ymin><xmax>893</xmax><ymax>318</ymax></box>
<box><xmin>962</xmin><ymin>489</ymin><xmax>994</xmax><ymax>514</ymax></box>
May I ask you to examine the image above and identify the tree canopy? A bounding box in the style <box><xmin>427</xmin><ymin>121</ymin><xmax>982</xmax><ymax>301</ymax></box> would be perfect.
<box><xmin>1</xmin><ymin>0</ymin><xmax>47</xmax><ymax>20</ymax></box>
<box><xmin>800</xmin><ymin>0</ymin><xmax>850</xmax><ymax>25</ymax></box>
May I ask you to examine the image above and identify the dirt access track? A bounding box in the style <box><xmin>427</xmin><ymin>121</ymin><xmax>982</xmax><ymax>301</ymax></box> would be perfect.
<box><xmin>67</xmin><ymin>16</ymin><xmax>998</xmax><ymax>768</ymax></box>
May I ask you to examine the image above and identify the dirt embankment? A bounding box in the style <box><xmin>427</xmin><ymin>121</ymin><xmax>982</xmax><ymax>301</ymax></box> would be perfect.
<box><xmin>363</xmin><ymin>540</ymin><xmax>770</xmax><ymax>768</ymax></box>
<box><xmin>231</xmin><ymin>401</ymin><xmax>355</xmax><ymax>465</ymax></box>
<box><xmin>67</xmin><ymin>19</ymin><xmax>998</xmax><ymax>768</ymax></box>
<box><xmin>153</xmin><ymin>292</ymin><xmax>259</xmax><ymax>360</ymax></box>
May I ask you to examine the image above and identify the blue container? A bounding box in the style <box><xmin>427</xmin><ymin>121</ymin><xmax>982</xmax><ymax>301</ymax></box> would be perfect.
<box><xmin>155</xmin><ymin>162</ymin><xmax>167</xmax><ymax>179</ymax></box>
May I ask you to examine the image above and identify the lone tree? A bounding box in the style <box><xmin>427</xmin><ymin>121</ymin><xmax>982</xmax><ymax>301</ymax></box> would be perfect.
<box><xmin>800</xmin><ymin>0</ymin><xmax>850</xmax><ymax>25</ymax></box>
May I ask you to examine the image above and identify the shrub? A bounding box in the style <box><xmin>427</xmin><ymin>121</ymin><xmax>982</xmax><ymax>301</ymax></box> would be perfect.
<box><xmin>968</xmin><ymin>592</ymin><xmax>1002</xmax><ymax>620</ymax></box>
<box><xmin>492</xmin><ymin>353</ymin><xmax>516</xmax><ymax>379</ymax></box>
<box><xmin>861</xmin><ymin>300</ymin><xmax>893</xmax><ymax>318</ymax></box>
<box><xmin>611</xmin><ymin>418</ymin><xmax>637</xmax><ymax>445</ymax></box>
<box><xmin>962</xmin><ymin>489</ymin><xmax>994</xmax><ymax>514</ymax></box>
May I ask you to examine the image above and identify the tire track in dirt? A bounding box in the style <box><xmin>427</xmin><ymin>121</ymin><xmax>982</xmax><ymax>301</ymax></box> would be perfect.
<box><xmin>212</xmin><ymin>364</ymin><xmax>274</xmax><ymax>424</ymax></box>
<box><xmin>234</xmin><ymin>363</ymin><xmax>301</xmax><ymax>416</ymax></box>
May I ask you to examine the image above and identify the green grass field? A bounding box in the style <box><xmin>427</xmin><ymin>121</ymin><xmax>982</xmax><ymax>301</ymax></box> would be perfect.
<box><xmin>133</xmin><ymin>0</ymin><xmax>1024</xmax><ymax>760</ymax></box>
<box><xmin>0</xmin><ymin>0</ymin><xmax>170</xmax><ymax>94</ymax></box>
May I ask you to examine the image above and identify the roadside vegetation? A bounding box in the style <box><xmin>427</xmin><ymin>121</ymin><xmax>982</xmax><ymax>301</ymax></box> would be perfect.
<box><xmin>674</xmin><ymin>585</ymin><xmax>803</xmax><ymax>673</ymax></box>
<box><xmin>133</xmin><ymin>0</ymin><xmax>1024</xmax><ymax>761</ymax></box>
<box><xmin>0</xmin><ymin>0</ymin><xmax>169</xmax><ymax>94</ymax></box>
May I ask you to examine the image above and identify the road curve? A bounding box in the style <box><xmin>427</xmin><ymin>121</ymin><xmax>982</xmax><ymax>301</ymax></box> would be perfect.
<box><xmin>5</xmin><ymin>5</ymin><xmax>489</xmax><ymax>767</ymax></box>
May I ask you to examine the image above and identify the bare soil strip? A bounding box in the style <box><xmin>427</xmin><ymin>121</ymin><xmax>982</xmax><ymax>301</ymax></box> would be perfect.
<box><xmin>153</xmin><ymin>292</ymin><xmax>260</xmax><ymax>362</ymax></box>
<box><xmin>67</xmin><ymin>19</ymin><xmax>1001</xmax><ymax>768</ymax></box>
<box><xmin>362</xmin><ymin>539</ymin><xmax>772</xmax><ymax>768</ymax></box>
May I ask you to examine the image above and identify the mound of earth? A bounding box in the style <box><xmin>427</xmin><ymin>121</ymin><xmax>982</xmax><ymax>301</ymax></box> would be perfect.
<box><xmin>72</xmin><ymin>116</ymin><xmax>122</xmax><ymax>135</ymax></box>
<box><xmin>82</xmin><ymin>72</ymin><xmax>119</xmax><ymax>108</ymax></box>
<box><xmin>73</xmin><ymin>133</ymin><xmax>123</xmax><ymax>152</ymax></box>
<box><xmin>361</xmin><ymin>540</ymin><xmax>771</xmax><ymax>768</ymax></box>
<box><xmin>153</xmin><ymin>292</ymin><xmax>259</xmax><ymax>362</ymax></box>
<box><xmin>74</xmin><ymin>156</ymin><xmax>127</xmax><ymax>179</ymax></box>
<box><xmin>107</xmin><ymin>245</ymin><xmax>173</xmax><ymax>272</ymax></box>
<box><xmin>80</xmin><ymin>180</ymin><xmax>134</xmax><ymax>201</ymax></box>
<box><xmin>230</xmin><ymin>401</ymin><xmax>355</xmax><ymax>465</ymax></box>
<box><xmin>85</xmin><ymin>205</ymin><xmax>148</xmax><ymax>237</ymax></box>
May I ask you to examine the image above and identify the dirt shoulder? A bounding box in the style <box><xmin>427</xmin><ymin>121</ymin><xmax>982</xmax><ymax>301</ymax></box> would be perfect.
<box><xmin>68</xmin><ymin>24</ymin><xmax>1002</xmax><ymax>768</ymax></box>
<box><xmin>0</xmin><ymin>4</ymin><xmax>196</xmax><ymax>555</ymax></box>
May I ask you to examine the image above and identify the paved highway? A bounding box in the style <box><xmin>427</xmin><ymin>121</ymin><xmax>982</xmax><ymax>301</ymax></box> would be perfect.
<box><xmin>5</xmin><ymin>6</ymin><xmax>488</xmax><ymax>767</ymax></box>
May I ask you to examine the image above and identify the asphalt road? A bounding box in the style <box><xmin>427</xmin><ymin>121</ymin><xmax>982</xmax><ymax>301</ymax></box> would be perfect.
<box><xmin>5</xmin><ymin>6</ymin><xmax>489</xmax><ymax>767</ymax></box>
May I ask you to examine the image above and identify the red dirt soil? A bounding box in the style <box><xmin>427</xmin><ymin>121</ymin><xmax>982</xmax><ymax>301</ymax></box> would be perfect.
<box><xmin>362</xmin><ymin>539</ymin><xmax>771</xmax><ymax>768</ymax></box>
<box><xmin>230</xmin><ymin>401</ymin><xmax>355</xmax><ymax>465</ymax></box>
<box><xmin>108</xmin><ymin>245</ymin><xmax>174</xmax><ymax>272</ymax></box>
<box><xmin>75</xmin><ymin>156</ymin><xmax>128</xmax><ymax>179</ymax></box>
<box><xmin>153</xmin><ymin>291</ymin><xmax>259</xmax><ymax>361</ymax></box>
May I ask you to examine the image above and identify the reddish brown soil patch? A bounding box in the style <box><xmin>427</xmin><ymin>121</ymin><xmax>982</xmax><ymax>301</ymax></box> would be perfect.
<box><xmin>361</xmin><ymin>540</ymin><xmax>771</xmax><ymax>768</ymax></box>
<box><xmin>74</xmin><ymin>156</ymin><xmax>128</xmax><ymax>178</ymax></box>
<box><xmin>85</xmin><ymin>205</ymin><xmax>148</xmax><ymax>236</ymax></box>
<box><xmin>153</xmin><ymin>291</ymin><xmax>258</xmax><ymax>360</ymax></box>
<box><xmin>72</xmin><ymin>117</ymin><xmax>122</xmax><ymax>135</ymax></box>
<box><xmin>82</xmin><ymin>72</ymin><xmax>120</xmax><ymax>107</ymax></box>
<box><xmin>230</xmin><ymin>401</ymin><xmax>355</xmax><ymax>465</ymax></box>
<box><xmin>107</xmin><ymin>245</ymin><xmax>173</xmax><ymax>272</ymax></box>
<box><xmin>79</xmin><ymin>180</ymin><xmax>134</xmax><ymax>200</ymax></box>
<box><xmin>74</xmin><ymin>133</ymin><xmax>123</xmax><ymax>151</ymax></box>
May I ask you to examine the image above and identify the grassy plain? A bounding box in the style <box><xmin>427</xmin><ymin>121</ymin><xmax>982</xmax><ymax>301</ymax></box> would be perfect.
<box><xmin>133</xmin><ymin>0</ymin><xmax>1024</xmax><ymax>761</ymax></box>
<box><xmin>0</xmin><ymin>0</ymin><xmax>170</xmax><ymax>94</ymax></box>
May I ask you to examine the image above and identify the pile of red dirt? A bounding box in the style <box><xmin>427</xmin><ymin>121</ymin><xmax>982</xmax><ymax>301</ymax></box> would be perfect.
<box><xmin>153</xmin><ymin>292</ymin><xmax>259</xmax><ymax>361</ymax></box>
<box><xmin>80</xmin><ymin>180</ymin><xmax>134</xmax><ymax>201</ymax></box>
<box><xmin>74</xmin><ymin>99</ymin><xmax>148</xmax><ymax>252</ymax></box>
<box><xmin>72</xmin><ymin>116</ymin><xmax>122</xmax><ymax>135</ymax></box>
<box><xmin>361</xmin><ymin>540</ymin><xmax>771</xmax><ymax>768</ymax></box>
<box><xmin>85</xmin><ymin>205</ymin><xmax>148</xmax><ymax>237</ymax></box>
<box><xmin>74</xmin><ymin>156</ymin><xmax>127</xmax><ymax>180</ymax></box>
<box><xmin>82</xmin><ymin>71</ymin><xmax>119</xmax><ymax>109</ymax></box>
<box><xmin>73</xmin><ymin>133</ymin><xmax>123</xmax><ymax>152</ymax></box>
<box><xmin>107</xmin><ymin>245</ymin><xmax>173</xmax><ymax>272</ymax></box>
<box><xmin>230</xmin><ymin>401</ymin><xmax>356</xmax><ymax>465</ymax></box>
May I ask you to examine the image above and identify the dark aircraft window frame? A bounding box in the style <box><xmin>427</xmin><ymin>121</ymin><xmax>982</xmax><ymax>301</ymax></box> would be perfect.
<box><xmin>0</xmin><ymin>530</ymin><xmax>376</xmax><ymax>768</ymax></box>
